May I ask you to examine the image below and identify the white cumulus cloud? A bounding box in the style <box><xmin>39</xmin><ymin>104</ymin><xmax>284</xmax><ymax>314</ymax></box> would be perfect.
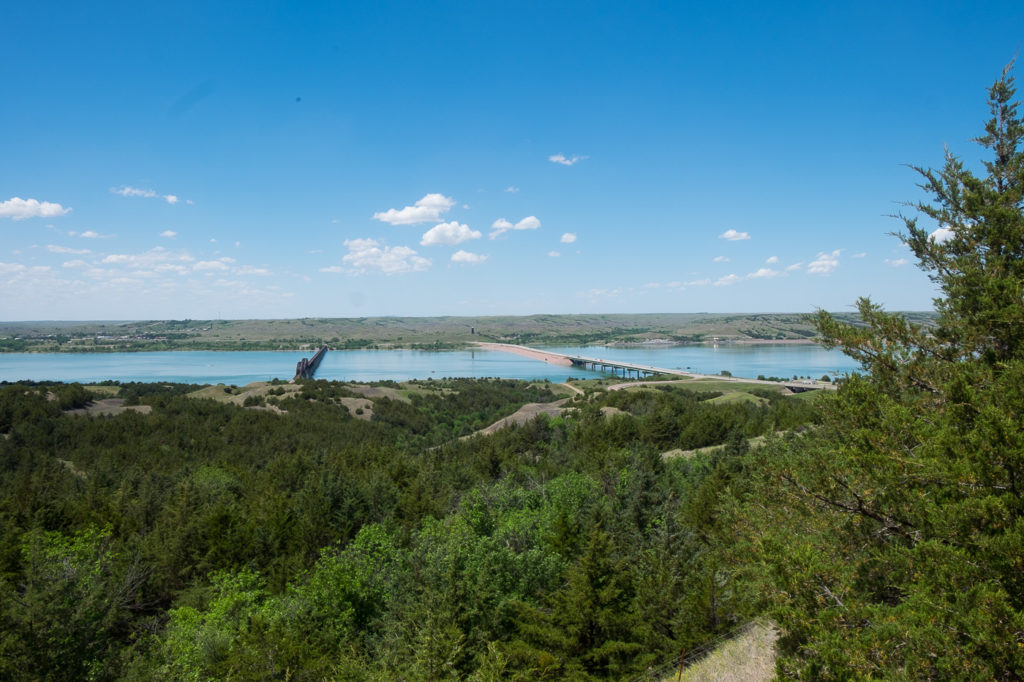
<box><xmin>885</xmin><ymin>258</ymin><xmax>908</xmax><ymax>267</ymax></box>
<box><xmin>718</xmin><ymin>229</ymin><xmax>750</xmax><ymax>241</ymax></box>
<box><xmin>420</xmin><ymin>221</ymin><xmax>481</xmax><ymax>246</ymax></box>
<box><xmin>47</xmin><ymin>245</ymin><xmax>90</xmax><ymax>254</ymax></box>
<box><xmin>560</xmin><ymin>232</ymin><xmax>577</xmax><ymax>244</ymax></box>
<box><xmin>342</xmin><ymin>238</ymin><xmax>431</xmax><ymax>274</ymax></box>
<box><xmin>765</xmin><ymin>255</ymin><xmax>779</xmax><ymax>264</ymax></box>
<box><xmin>549</xmin><ymin>153</ymin><xmax>587</xmax><ymax>166</ymax></box>
<box><xmin>808</xmin><ymin>250</ymin><xmax>841</xmax><ymax>275</ymax></box>
<box><xmin>713</xmin><ymin>255</ymin><xmax>730</xmax><ymax>263</ymax></box>
<box><xmin>0</xmin><ymin>197</ymin><xmax>71</xmax><ymax>220</ymax></box>
<box><xmin>505</xmin><ymin>186</ymin><xmax>519</xmax><ymax>193</ymax></box>
<box><xmin>714</xmin><ymin>274</ymin><xmax>742</xmax><ymax>286</ymax></box>
<box><xmin>548</xmin><ymin>251</ymin><xmax>561</xmax><ymax>258</ymax></box>
<box><xmin>161</xmin><ymin>230</ymin><xmax>177</xmax><ymax>238</ymax></box>
<box><xmin>747</xmin><ymin>267</ymin><xmax>781</xmax><ymax>279</ymax></box>
<box><xmin>490</xmin><ymin>216</ymin><xmax>540</xmax><ymax>239</ymax></box>
<box><xmin>112</xmin><ymin>186</ymin><xmax>157</xmax><ymax>198</ymax></box>
<box><xmin>930</xmin><ymin>227</ymin><xmax>955</xmax><ymax>243</ymax></box>
<box><xmin>111</xmin><ymin>186</ymin><xmax>184</xmax><ymax>204</ymax></box>
<box><xmin>373</xmin><ymin>193</ymin><xmax>455</xmax><ymax>225</ymax></box>
<box><xmin>194</xmin><ymin>260</ymin><xmax>229</xmax><ymax>272</ymax></box>
<box><xmin>451</xmin><ymin>250</ymin><xmax>486</xmax><ymax>264</ymax></box>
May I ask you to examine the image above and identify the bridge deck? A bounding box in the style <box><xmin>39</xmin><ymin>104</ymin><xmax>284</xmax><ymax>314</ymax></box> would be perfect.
<box><xmin>493</xmin><ymin>344</ymin><xmax>833</xmax><ymax>392</ymax></box>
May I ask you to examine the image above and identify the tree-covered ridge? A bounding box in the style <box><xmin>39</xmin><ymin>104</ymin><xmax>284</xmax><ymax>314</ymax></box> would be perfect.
<box><xmin>0</xmin><ymin>376</ymin><xmax>814</xmax><ymax>680</ymax></box>
<box><xmin>0</xmin><ymin>311</ymin><xmax>938</xmax><ymax>353</ymax></box>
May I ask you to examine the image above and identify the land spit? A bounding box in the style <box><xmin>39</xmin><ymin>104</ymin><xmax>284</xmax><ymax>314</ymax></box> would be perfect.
<box><xmin>472</xmin><ymin>342</ymin><xmax>574</xmax><ymax>366</ymax></box>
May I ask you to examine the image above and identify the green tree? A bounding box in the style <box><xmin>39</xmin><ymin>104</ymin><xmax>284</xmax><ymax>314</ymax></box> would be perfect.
<box><xmin>741</xmin><ymin>64</ymin><xmax>1024</xmax><ymax>678</ymax></box>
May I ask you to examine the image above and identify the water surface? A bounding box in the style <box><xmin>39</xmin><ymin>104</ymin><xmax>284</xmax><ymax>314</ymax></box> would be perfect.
<box><xmin>0</xmin><ymin>344</ymin><xmax>858</xmax><ymax>385</ymax></box>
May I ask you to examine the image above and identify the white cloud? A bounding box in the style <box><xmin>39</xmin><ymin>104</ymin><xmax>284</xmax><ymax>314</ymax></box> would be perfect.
<box><xmin>320</xmin><ymin>265</ymin><xmax>343</xmax><ymax>273</ymax></box>
<box><xmin>747</xmin><ymin>267</ymin><xmax>781</xmax><ymax>279</ymax></box>
<box><xmin>885</xmin><ymin>258</ymin><xmax>908</xmax><ymax>267</ymax></box>
<box><xmin>713</xmin><ymin>255</ymin><xmax>730</xmax><ymax>263</ymax></box>
<box><xmin>194</xmin><ymin>260</ymin><xmax>230</xmax><ymax>271</ymax></box>
<box><xmin>102</xmin><ymin>247</ymin><xmax>195</xmax><ymax>268</ymax></box>
<box><xmin>112</xmin><ymin>186</ymin><xmax>155</xmax><ymax>196</ymax></box>
<box><xmin>687</xmin><ymin>278</ymin><xmax>711</xmax><ymax>287</ymax></box>
<box><xmin>420</xmin><ymin>221</ymin><xmax>482</xmax><ymax>246</ymax></box>
<box><xmin>490</xmin><ymin>215</ymin><xmax>541</xmax><ymax>239</ymax></box>
<box><xmin>560</xmin><ymin>232</ymin><xmax>577</xmax><ymax>244</ymax></box>
<box><xmin>548</xmin><ymin>250</ymin><xmax>561</xmax><ymax>258</ymax></box>
<box><xmin>930</xmin><ymin>227</ymin><xmax>954</xmax><ymax>243</ymax></box>
<box><xmin>851</xmin><ymin>252</ymin><xmax>867</xmax><ymax>259</ymax></box>
<box><xmin>373</xmin><ymin>193</ymin><xmax>455</xmax><ymax>225</ymax></box>
<box><xmin>112</xmin><ymin>186</ymin><xmax>157</xmax><ymax>198</ymax></box>
<box><xmin>111</xmin><ymin>186</ymin><xmax>185</xmax><ymax>205</ymax></box>
<box><xmin>153</xmin><ymin>264</ymin><xmax>189</xmax><ymax>274</ymax></box>
<box><xmin>235</xmin><ymin>265</ymin><xmax>269</xmax><ymax>275</ymax></box>
<box><xmin>451</xmin><ymin>250</ymin><xmax>487</xmax><ymax>264</ymax></box>
<box><xmin>47</xmin><ymin>244</ymin><xmax>90</xmax><ymax>254</ymax></box>
<box><xmin>342</xmin><ymin>238</ymin><xmax>431</xmax><ymax>274</ymax></box>
<box><xmin>807</xmin><ymin>250</ymin><xmax>841</xmax><ymax>275</ymax></box>
<box><xmin>765</xmin><ymin>256</ymin><xmax>779</xmax><ymax>264</ymax></box>
<box><xmin>644</xmin><ymin>282</ymin><xmax>661</xmax><ymax>289</ymax></box>
<box><xmin>585</xmin><ymin>288</ymin><xmax>621</xmax><ymax>298</ymax></box>
<box><xmin>62</xmin><ymin>259</ymin><xmax>89</xmax><ymax>269</ymax></box>
<box><xmin>0</xmin><ymin>262</ymin><xmax>27</xmax><ymax>274</ymax></box>
<box><xmin>80</xmin><ymin>231</ymin><xmax>102</xmax><ymax>238</ymax></box>
<box><xmin>505</xmin><ymin>186</ymin><xmax>519</xmax><ymax>193</ymax></box>
<box><xmin>714</xmin><ymin>274</ymin><xmax>742</xmax><ymax>286</ymax></box>
<box><xmin>161</xmin><ymin>230</ymin><xmax>177</xmax><ymax>238</ymax></box>
<box><xmin>786</xmin><ymin>262</ymin><xmax>804</xmax><ymax>272</ymax></box>
<box><xmin>549</xmin><ymin>153</ymin><xmax>587</xmax><ymax>166</ymax></box>
<box><xmin>0</xmin><ymin>197</ymin><xmax>71</xmax><ymax>220</ymax></box>
<box><xmin>718</xmin><ymin>229</ymin><xmax>750</xmax><ymax>241</ymax></box>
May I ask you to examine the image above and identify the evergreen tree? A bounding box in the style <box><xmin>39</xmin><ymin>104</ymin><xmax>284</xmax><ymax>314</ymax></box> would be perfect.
<box><xmin>742</xmin><ymin>64</ymin><xmax>1024</xmax><ymax>678</ymax></box>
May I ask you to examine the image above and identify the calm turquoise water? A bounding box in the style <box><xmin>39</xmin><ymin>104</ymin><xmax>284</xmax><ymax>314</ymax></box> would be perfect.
<box><xmin>0</xmin><ymin>344</ymin><xmax>859</xmax><ymax>385</ymax></box>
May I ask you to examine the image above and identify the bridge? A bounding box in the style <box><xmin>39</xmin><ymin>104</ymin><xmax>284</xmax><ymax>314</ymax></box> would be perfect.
<box><xmin>481</xmin><ymin>343</ymin><xmax>831</xmax><ymax>393</ymax></box>
<box><xmin>561</xmin><ymin>350</ymin><xmax>828</xmax><ymax>392</ymax></box>
<box><xmin>293</xmin><ymin>345</ymin><xmax>329</xmax><ymax>381</ymax></box>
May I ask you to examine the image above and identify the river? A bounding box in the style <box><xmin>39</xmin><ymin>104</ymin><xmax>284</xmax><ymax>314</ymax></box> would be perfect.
<box><xmin>0</xmin><ymin>343</ymin><xmax>858</xmax><ymax>385</ymax></box>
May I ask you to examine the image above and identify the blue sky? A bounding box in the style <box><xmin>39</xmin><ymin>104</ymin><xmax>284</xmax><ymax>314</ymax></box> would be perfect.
<box><xmin>2</xmin><ymin>1</ymin><xmax>1023</xmax><ymax>320</ymax></box>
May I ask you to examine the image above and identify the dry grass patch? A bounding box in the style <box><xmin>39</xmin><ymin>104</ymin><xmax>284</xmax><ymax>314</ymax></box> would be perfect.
<box><xmin>668</xmin><ymin>621</ymin><xmax>778</xmax><ymax>682</ymax></box>
<box><xmin>338</xmin><ymin>396</ymin><xmax>374</xmax><ymax>419</ymax></box>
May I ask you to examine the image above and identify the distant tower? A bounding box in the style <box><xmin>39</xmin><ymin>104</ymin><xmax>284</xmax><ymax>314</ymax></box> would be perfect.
<box><xmin>471</xmin><ymin>327</ymin><xmax>475</xmax><ymax>335</ymax></box>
